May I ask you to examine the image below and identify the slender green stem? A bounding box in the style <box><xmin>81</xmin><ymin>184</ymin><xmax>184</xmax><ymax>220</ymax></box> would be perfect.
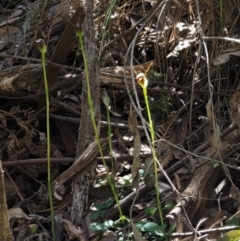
<box><xmin>77</xmin><ymin>30</ymin><xmax>125</xmax><ymax>222</ymax></box>
<box><xmin>106</xmin><ymin>103</ymin><xmax>124</xmax><ymax>219</ymax></box>
<box><xmin>142</xmin><ymin>82</ymin><xmax>163</xmax><ymax>225</ymax></box>
<box><xmin>38</xmin><ymin>40</ymin><xmax>55</xmax><ymax>241</ymax></box>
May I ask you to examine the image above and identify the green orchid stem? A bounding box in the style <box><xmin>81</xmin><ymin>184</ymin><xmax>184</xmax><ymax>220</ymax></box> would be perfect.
<box><xmin>39</xmin><ymin>43</ymin><xmax>55</xmax><ymax>241</ymax></box>
<box><xmin>142</xmin><ymin>86</ymin><xmax>164</xmax><ymax>225</ymax></box>
<box><xmin>77</xmin><ymin>30</ymin><xmax>125</xmax><ymax>222</ymax></box>
<box><xmin>106</xmin><ymin>107</ymin><xmax>125</xmax><ymax>220</ymax></box>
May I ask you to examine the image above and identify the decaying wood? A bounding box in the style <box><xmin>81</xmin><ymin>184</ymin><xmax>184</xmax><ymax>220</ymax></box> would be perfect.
<box><xmin>0</xmin><ymin>60</ymin><xmax>154</xmax><ymax>97</ymax></box>
<box><xmin>167</xmin><ymin>132</ymin><xmax>238</xmax><ymax>241</ymax></box>
<box><xmin>0</xmin><ymin>64</ymin><xmax>41</xmax><ymax>96</ymax></box>
<box><xmin>99</xmin><ymin>60</ymin><xmax>154</xmax><ymax>85</ymax></box>
<box><xmin>0</xmin><ymin>64</ymin><xmax>81</xmax><ymax>97</ymax></box>
<box><xmin>171</xmin><ymin>158</ymin><xmax>223</xmax><ymax>237</ymax></box>
<box><xmin>52</xmin><ymin>138</ymin><xmax>108</xmax><ymax>198</ymax></box>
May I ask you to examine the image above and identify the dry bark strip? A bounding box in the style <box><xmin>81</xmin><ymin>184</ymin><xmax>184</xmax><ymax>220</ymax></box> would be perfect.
<box><xmin>53</xmin><ymin>138</ymin><xmax>108</xmax><ymax>193</ymax></box>
<box><xmin>168</xmin><ymin>131</ymin><xmax>239</xmax><ymax>240</ymax></box>
<box><xmin>0</xmin><ymin>162</ymin><xmax>12</xmax><ymax>241</ymax></box>
<box><xmin>169</xmin><ymin>156</ymin><xmax>223</xmax><ymax>236</ymax></box>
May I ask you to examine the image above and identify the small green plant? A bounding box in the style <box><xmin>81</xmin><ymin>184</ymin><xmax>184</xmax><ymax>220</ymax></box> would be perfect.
<box><xmin>216</xmin><ymin>218</ymin><xmax>240</xmax><ymax>241</ymax></box>
<box><xmin>90</xmin><ymin>220</ymin><xmax>115</xmax><ymax>231</ymax></box>
<box><xmin>36</xmin><ymin>39</ymin><xmax>55</xmax><ymax>241</ymax></box>
<box><xmin>135</xmin><ymin>221</ymin><xmax>167</xmax><ymax>237</ymax></box>
<box><xmin>90</xmin><ymin>198</ymin><xmax>115</xmax><ymax>221</ymax></box>
<box><xmin>136</xmin><ymin>71</ymin><xmax>164</xmax><ymax>225</ymax></box>
<box><xmin>145</xmin><ymin>206</ymin><xmax>158</xmax><ymax>216</ymax></box>
<box><xmin>117</xmin><ymin>173</ymin><xmax>132</xmax><ymax>187</ymax></box>
<box><xmin>89</xmin><ymin>198</ymin><xmax>130</xmax><ymax>233</ymax></box>
<box><xmin>218</xmin><ymin>230</ymin><xmax>240</xmax><ymax>241</ymax></box>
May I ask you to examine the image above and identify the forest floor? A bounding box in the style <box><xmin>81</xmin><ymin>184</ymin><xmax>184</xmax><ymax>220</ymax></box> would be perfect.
<box><xmin>1</xmin><ymin>0</ymin><xmax>240</xmax><ymax>240</ymax></box>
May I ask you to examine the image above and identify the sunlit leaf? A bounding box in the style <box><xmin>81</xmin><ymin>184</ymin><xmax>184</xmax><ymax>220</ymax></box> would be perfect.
<box><xmin>90</xmin><ymin>220</ymin><xmax>114</xmax><ymax>231</ymax></box>
<box><xmin>136</xmin><ymin>221</ymin><xmax>166</xmax><ymax>236</ymax></box>
<box><xmin>206</xmin><ymin>98</ymin><xmax>213</xmax><ymax>122</ymax></box>
<box><xmin>218</xmin><ymin>230</ymin><xmax>240</xmax><ymax>241</ymax></box>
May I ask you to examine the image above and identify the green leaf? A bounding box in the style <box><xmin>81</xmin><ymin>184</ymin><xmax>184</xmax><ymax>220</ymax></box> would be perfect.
<box><xmin>163</xmin><ymin>203</ymin><xmax>175</xmax><ymax>210</ymax></box>
<box><xmin>90</xmin><ymin>211</ymin><xmax>100</xmax><ymax>221</ymax></box>
<box><xmin>101</xmin><ymin>90</ymin><xmax>110</xmax><ymax>107</ymax></box>
<box><xmin>90</xmin><ymin>220</ymin><xmax>114</xmax><ymax>231</ymax></box>
<box><xmin>150</xmin><ymin>70</ymin><xmax>162</xmax><ymax>78</ymax></box>
<box><xmin>143</xmin><ymin>222</ymin><xmax>166</xmax><ymax>236</ymax></box>
<box><xmin>220</xmin><ymin>230</ymin><xmax>240</xmax><ymax>241</ymax></box>
<box><xmin>136</xmin><ymin>221</ymin><xmax>148</xmax><ymax>231</ymax></box>
<box><xmin>118</xmin><ymin>231</ymin><xmax>133</xmax><ymax>241</ymax></box>
<box><xmin>135</xmin><ymin>221</ymin><xmax>166</xmax><ymax>236</ymax></box>
<box><xmin>131</xmin><ymin>221</ymin><xmax>148</xmax><ymax>241</ymax></box>
<box><xmin>117</xmin><ymin>174</ymin><xmax>132</xmax><ymax>186</ymax></box>
<box><xmin>226</xmin><ymin>218</ymin><xmax>240</xmax><ymax>226</ymax></box>
<box><xmin>94</xmin><ymin>198</ymin><xmax>114</xmax><ymax>210</ymax></box>
<box><xmin>31</xmin><ymin>227</ymin><xmax>37</xmax><ymax>234</ymax></box>
<box><xmin>168</xmin><ymin>224</ymin><xmax>176</xmax><ymax>234</ymax></box>
<box><xmin>113</xmin><ymin>216</ymin><xmax>130</xmax><ymax>228</ymax></box>
<box><xmin>145</xmin><ymin>207</ymin><xmax>157</xmax><ymax>216</ymax></box>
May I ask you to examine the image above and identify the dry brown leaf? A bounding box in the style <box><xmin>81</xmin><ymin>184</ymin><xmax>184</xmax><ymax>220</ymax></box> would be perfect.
<box><xmin>206</xmin><ymin>98</ymin><xmax>221</xmax><ymax>149</ymax></box>
<box><xmin>210</xmin><ymin>125</ymin><xmax>221</xmax><ymax>148</ymax></box>
<box><xmin>206</xmin><ymin>98</ymin><xmax>213</xmax><ymax>122</ymax></box>
<box><xmin>143</xmin><ymin>155</ymin><xmax>155</xmax><ymax>187</ymax></box>
<box><xmin>131</xmin><ymin>221</ymin><xmax>148</xmax><ymax>241</ymax></box>
<box><xmin>144</xmin><ymin>155</ymin><xmax>154</xmax><ymax>177</ymax></box>
<box><xmin>128</xmin><ymin>105</ymin><xmax>141</xmax><ymax>191</ymax></box>
<box><xmin>62</xmin><ymin>218</ymin><xmax>87</xmax><ymax>241</ymax></box>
